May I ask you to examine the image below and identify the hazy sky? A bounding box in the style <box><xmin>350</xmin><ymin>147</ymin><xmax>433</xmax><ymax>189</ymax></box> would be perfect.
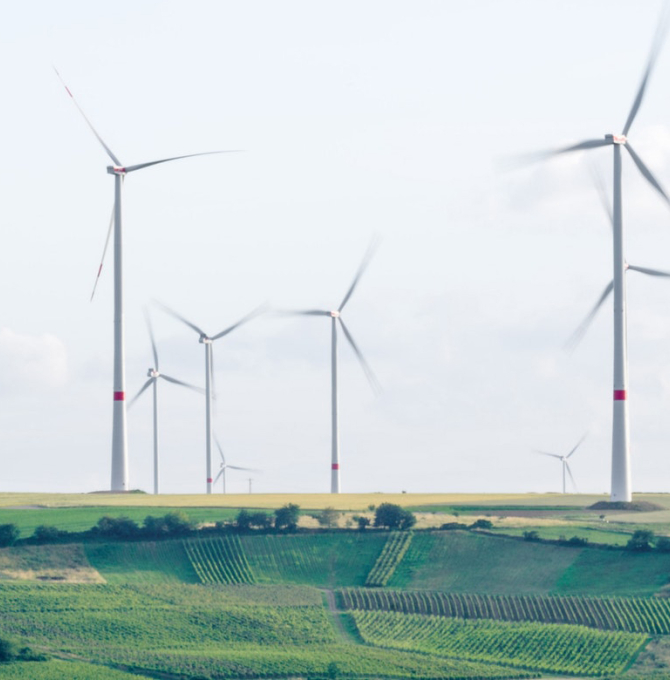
<box><xmin>3</xmin><ymin>1</ymin><xmax>670</xmax><ymax>495</ymax></box>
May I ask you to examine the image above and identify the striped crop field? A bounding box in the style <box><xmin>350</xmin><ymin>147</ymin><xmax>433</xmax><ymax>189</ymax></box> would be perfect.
<box><xmin>351</xmin><ymin>609</ymin><xmax>648</xmax><ymax>676</ymax></box>
<box><xmin>365</xmin><ymin>532</ymin><xmax>413</xmax><ymax>587</ymax></box>
<box><xmin>339</xmin><ymin>588</ymin><xmax>670</xmax><ymax>634</ymax></box>
<box><xmin>241</xmin><ymin>533</ymin><xmax>386</xmax><ymax>587</ymax></box>
<box><xmin>184</xmin><ymin>536</ymin><xmax>255</xmax><ymax>584</ymax></box>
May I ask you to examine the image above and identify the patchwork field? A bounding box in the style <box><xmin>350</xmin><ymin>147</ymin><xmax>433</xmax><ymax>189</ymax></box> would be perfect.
<box><xmin>0</xmin><ymin>493</ymin><xmax>669</xmax><ymax>678</ymax></box>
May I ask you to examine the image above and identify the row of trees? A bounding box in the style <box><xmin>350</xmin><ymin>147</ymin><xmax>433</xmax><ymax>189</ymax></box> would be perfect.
<box><xmin>0</xmin><ymin>503</ymin><xmax>418</xmax><ymax>546</ymax></box>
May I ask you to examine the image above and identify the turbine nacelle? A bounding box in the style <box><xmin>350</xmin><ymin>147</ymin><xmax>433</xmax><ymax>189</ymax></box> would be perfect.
<box><xmin>606</xmin><ymin>134</ymin><xmax>627</xmax><ymax>145</ymax></box>
<box><xmin>199</xmin><ymin>335</ymin><xmax>212</xmax><ymax>345</ymax></box>
<box><xmin>147</xmin><ymin>368</ymin><xmax>159</xmax><ymax>378</ymax></box>
<box><xmin>330</xmin><ymin>311</ymin><xmax>340</xmax><ymax>318</ymax></box>
<box><xmin>106</xmin><ymin>165</ymin><xmax>127</xmax><ymax>175</ymax></box>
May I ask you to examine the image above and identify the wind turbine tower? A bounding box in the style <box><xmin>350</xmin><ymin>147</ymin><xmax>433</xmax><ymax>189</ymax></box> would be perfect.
<box><xmin>56</xmin><ymin>71</ymin><xmax>237</xmax><ymax>491</ymax></box>
<box><xmin>535</xmin><ymin>13</ymin><xmax>670</xmax><ymax>502</ymax></box>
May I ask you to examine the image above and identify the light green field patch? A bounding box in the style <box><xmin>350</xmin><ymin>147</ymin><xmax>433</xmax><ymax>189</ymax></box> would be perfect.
<box><xmin>0</xmin><ymin>544</ymin><xmax>103</xmax><ymax>583</ymax></box>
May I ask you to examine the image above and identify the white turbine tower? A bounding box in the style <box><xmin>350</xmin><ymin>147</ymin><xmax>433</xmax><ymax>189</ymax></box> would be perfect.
<box><xmin>534</xmin><ymin>435</ymin><xmax>586</xmax><ymax>494</ymax></box>
<box><xmin>290</xmin><ymin>243</ymin><xmax>379</xmax><ymax>494</ymax></box>
<box><xmin>213</xmin><ymin>437</ymin><xmax>257</xmax><ymax>494</ymax></box>
<box><xmin>56</xmin><ymin>70</ymin><xmax>237</xmax><ymax>491</ymax></box>
<box><xmin>129</xmin><ymin>313</ymin><xmax>203</xmax><ymax>495</ymax></box>
<box><xmin>155</xmin><ymin>302</ymin><xmax>264</xmax><ymax>494</ymax></box>
<box><xmin>534</xmin><ymin>13</ymin><xmax>670</xmax><ymax>503</ymax></box>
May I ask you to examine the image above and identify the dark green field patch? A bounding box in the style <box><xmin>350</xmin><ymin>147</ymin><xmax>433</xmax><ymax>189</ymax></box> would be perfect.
<box><xmin>241</xmin><ymin>533</ymin><xmax>387</xmax><ymax>587</ymax></box>
<box><xmin>389</xmin><ymin>531</ymin><xmax>581</xmax><ymax>594</ymax></box>
<box><xmin>554</xmin><ymin>548</ymin><xmax>670</xmax><ymax>597</ymax></box>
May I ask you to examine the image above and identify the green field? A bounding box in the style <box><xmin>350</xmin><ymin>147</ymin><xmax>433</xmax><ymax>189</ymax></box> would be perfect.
<box><xmin>1</xmin><ymin>493</ymin><xmax>670</xmax><ymax>678</ymax></box>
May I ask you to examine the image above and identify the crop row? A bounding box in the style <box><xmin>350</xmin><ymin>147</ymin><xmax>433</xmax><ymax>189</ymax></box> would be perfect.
<box><xmin>338</xmin><ymin>588</ymin><xmax>670</xmax><ymax>634</ymax></box>
<box><xmin>351</xmin><ymin>610</ymin><xmax>648</xmax><ymax>676</ymax></box>
<box><xmin>365</xmin><ymin>532</ymin><xmax>413</xmax><ymax>587</ymax></box>
<box><xmin>185</xmin><ymin>536</ymin><xmax>255</xmax><ymax>584</ymax></box>
<box><xmin>82</xmin><ymin>643</ymin><xmax>534</xmax><ymax>679</ymax></box>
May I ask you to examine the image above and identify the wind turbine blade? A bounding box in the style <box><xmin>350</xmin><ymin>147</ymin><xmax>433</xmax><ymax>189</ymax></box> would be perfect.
<box><xmin>214</xmin><ymin>435</ymin><xmax>225</xmax><ymax>464</ymax></box>
<box><xmin>565</xmin><ymin>461</ymin><xmax>579</xmax><ymax>493</ymax></box>
<box><xmin>53</xmin><ymin>67</ymin><xmax>122</xmax><ymax>166</ymax></box>
<box><xmin>565</xmin><ymin>280</ymin><xmax>614</xmax><ymax>352</ymax></box>
<box><xmin>123</xmin><ymin>150</ymin><xmax>241</xmax><ymax>174</ymax></box>
<box><xmin>153</xmin><ymin>300</ymin><xmax>206</xmax><ymax>337</ymax></box>
<box><xmin>566</xmin><ymin>433</ymin><xmax>588</xmax><ymax>459</ymax></box>
<box><xmin>275</xmin><ymin>309</ymin><xmax>331</xmax><ymax>317</ymax></box>
<box><xmin>624</xmin><ymin>144</ymin><xmax>670</xmax><ymax>207</ymax></box>
<box><xmin>144</xmin><ymin>309</ymin><xmax>159</xmax><ymax>370</ymax></box>
<box><xmin>589</xmin><ymin>164</ymin><xmax>613</xmax><ymax>229</ymax></box>
<box><xmin>128</xmin><ymin>378</ymin><xmax>154</xmax><ymax>408</ymax></box>
<box><xmin>90</xmin><ymin>204</ymin><xmax>115</xmax><ymax>302</ymax></box>
<box><xmin>623</xmin><ymin>10</ymin><xmax>670</xmax><ymax>135</ymax></box>
<box><xmin>542</xmin><ymin>139</ymin><xmax>612</xmax><ymax>159</ymax></box>
<box><xmin>338</xmin><ymin>318</ymin><xmax>380</xmax><ymax>393</ymax></box>
<box><xmin>227</xmin><ymin>465</ymin><xmax>260</xmax><ymax>472</ymax></box>
<box><xmin>211</xmin><ymin>304</ymin><xmax>267</xmax><ymax>341</ymax></box>
<box><xmin>159</xmin><ymin>374</ymin><xmax>205</xmax><ymax>395</ymax></box>
<box><xmin>627</xmin><ymin>264</ymin><xmax>670</xmax><ymax>278</ymax></box>
<box><xmin>533</xmin><ymin>449</ymin><xmax>564</xmax><ymax>460</ymax></box>
<box><xmin>213</xmin><ymin>469</ymin><xmax>224</xmax><ymax>484</ymax></box>
<box><xmin>338</xmin><ymin>237</ymin><xmax>380</xmax><ymax>312</ymax></box>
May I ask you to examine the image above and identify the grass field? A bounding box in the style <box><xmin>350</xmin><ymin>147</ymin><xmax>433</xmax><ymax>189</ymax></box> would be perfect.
<box><xmin>389</xmin><ymin>531</ymin><xmax>581</xmax><ymax>594</ymax></box>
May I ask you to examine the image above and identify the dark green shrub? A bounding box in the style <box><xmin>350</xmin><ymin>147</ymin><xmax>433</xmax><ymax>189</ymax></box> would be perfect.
<box><xmin>32</xmin><ymin>525</ymin><xmax>66</xmax><ymax>543</ymax></box>
<box><xmin>627</xmin><ymin>529</ymin><xmax>655</xmax><ymax>552</ymax></box>
<box><xmin>523</xmin><ymin>530</ymin><xmax>540</xmax><ymax>542</ymax></box>
<box><xmin>274</xmin><ymin>503</ymin><xmax>300</xmax><ymax>531</ymax></box>
<box><xmin>470</xmin><ymin>519</ymin><xmax>493</xmax><ymax>529</ymax></box>
<box><xmin>374</xmin><ymin>503</ymin><xmax>416</xmax><ymax>531</ymax></box>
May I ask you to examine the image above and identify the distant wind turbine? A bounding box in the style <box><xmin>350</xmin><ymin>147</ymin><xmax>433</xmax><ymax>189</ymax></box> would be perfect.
<box><xmin>288</xmin><ymin>241</ymin><xmax>380</xmax><ymax>494</ymax></box>
<box><xmin>129</xmin><ymin>313</ymin><xmax>203</xmax><ymax>495</ymax></box>
<box><xmin>534</xmin><ymin>435</ymin><xmax>586</xmax><ymax>494</ymax></box>
<box><xmin>55</xmin><ymin>69</ymin><xmax>238</xmax><ymax>491</ymax></box>
<box><xmin>213</xmin><ymin>437</ymin><xmax>258</xmax><ymax>494</ymax></box>
<box><xmin>530</xmin><ymin>9</ymin><xmax>670</xmax><ymax>502</ymax></box>
<box><xmin>154</xmin><ymin>302</ymin><xmax>265</xmax><ymax>494</ymax></box>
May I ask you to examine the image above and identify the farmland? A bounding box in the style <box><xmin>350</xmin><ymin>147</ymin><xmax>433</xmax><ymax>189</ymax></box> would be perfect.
<box><xmin>1</xmin><ymin>493</ymin><xmax>670</xmax><ymax>678</ymax></box>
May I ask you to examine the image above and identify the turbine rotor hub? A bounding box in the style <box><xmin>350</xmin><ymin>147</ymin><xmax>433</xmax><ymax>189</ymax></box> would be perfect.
<box><xmin>199</xmin><ymin>335</ymin><xmax>212</xmax><ymax>344</ymax></box>
<box><xmin>107</xmin><ymin>165</ymin><xmax>127</xmax><ymax>175</ymax></box>
<box><xmin>148</xmin><ymin>368</ymin><xmax>159</xmax><ymax>378</ymax></box>
<box><xmin>330</xmin><ymin>311</ymin><xmax>340</xmax><ymax>318</ymax></box>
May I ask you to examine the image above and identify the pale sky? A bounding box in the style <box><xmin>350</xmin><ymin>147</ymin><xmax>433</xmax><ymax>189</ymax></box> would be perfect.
<box><xmin>2</xmin><ymin>1</ymin><xmax>670</xmax><ymax>495</ymax></box>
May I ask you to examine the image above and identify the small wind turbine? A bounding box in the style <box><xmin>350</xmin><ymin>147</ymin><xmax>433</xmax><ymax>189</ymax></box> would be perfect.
<box><xmin>288</xmin><ymin>241</ymin><xmax>380</xmax><ymax>494</ymax></box>
<box><xmin>213</xmin><ymin>437</ymin><xmax>257</xmax><ymax>494</ymax></box>
<box><xmin>56</xmin><ymin>70</ymin><xmax>238</xmax><ymax>491</ymax></box>
<box><xmin>529</xmin><ymin>9</ymin><xmax>670</xmax><ymax>502</ymax></box>
<box><xmin>154</xmin><ymin>302</ymin><xmax>264</xmax><ymax>494</ymax></box>
<box><xmin>128</xmin><ymin>313</ymin><xmax>203</xmax><ymax>495</ymax></box>
<box><xmin>534</xmin><ymin>435</ymin><xmax>586</xmax><ymax>494</ymax></box>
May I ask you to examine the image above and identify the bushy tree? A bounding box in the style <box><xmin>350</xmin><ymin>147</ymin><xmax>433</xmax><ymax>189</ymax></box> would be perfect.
<box><xmin>657</xmin><ymin>536</ymin><xmax>670</xmax><ymax>552</ymax></box>
<box><xmin>236</xmin><ymin>509</ymin><xmax>272</xmax><ymax>532</ymax></box>
<box><xmin>274</xmin><ymin>503</ymin><xmax>300</xmax><ymax>531</ymax></box>
<box><xmin>32</xmin><ymin>525</ymin><xmax>67</xmax><ymax>543</ymax></box>
<box><xmin>0</xmin><ymin>638</ymin><xmax>17</xmax><ymax>662</ymax></box>
<box><xmin>470</xmin><ymin>519</ymin><xmax>493</xmax><ymax>530</ymax></box>
<box><xmin>353</xmin><ymin>515</ymin><xmax>371</xmax><ymax>531</ymax></box>
<box><xmin>143</xmin><ymin>512</ymin><xmax>193</xmax><ymax>539</ymax></box>
<box><xmin>92</xmin><ymin>516</ymin><xmax>140</xmax><ymax>540</ymax></box>
<box><xmin>627</xmin><ymin>529</ymin><xmax>655</xmax><ymax>552</ymax></box>
<box><xmin>316</xmin><ymin>507</ymin><xmax>341</xmax><ymax>528</ymax></box>
<box><xmin>373</xmin><ymin>503</ymin><xmax>416</xmax><ymax>530</ymax></box>
<box><xmin>0</xmin><ymin>524</ymin><xmax>19</xmax><ymax>547</ymax></box>
<box><xmin>523</xmin><ymin>530</ymin><xmax>540</xmax><ymax>542</ymax></box>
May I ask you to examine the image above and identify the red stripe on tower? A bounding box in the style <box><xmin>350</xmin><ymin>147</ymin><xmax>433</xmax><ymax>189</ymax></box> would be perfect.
<box><xmin>207</xmin><ymin>478</ymin><xmax>213</xmax><ymax>483</ymax></box>
<box><xmin>332</xmin><ymin>463</ymin><xmax>340</xmax><ymax>470</ymax></box>
<box><xmin>113</xmin><ymin>391</ymin><xmax>125</xmax><ymax>401</ymax></box>
<box><xmin>614</xmin><ymin>390</ymin><xmax>627</xmax><ymax>401</ymax></box>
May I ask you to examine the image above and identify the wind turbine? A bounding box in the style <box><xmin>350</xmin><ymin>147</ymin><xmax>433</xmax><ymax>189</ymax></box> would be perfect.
<box><xmin>534</xmin><ymin>435</ymin><xmax>586</xmax><ymax>494</ymax></box>
<box><xmin>128</xmin><ymin>313</ymin><xmax>203</xmax><ymax>495</ymax></box>
<box><xmin>55</xmin><ymin>69</ymin><xmax>238</xmax><ymax>491</ymax></box>
<box><xmin>533</xmin><ymin>12</ymin><xmax>670</xmax><ymax>502</ymax></box>
<box><xmin>213</xmin><ymin>437</ymin><xmax>257</xmax><ymax>494</ymax></box>
<box><xmin>289</xmin><ymin>242</ymin><xmax>380</xmax><ymax>494</ymax></box>
<box><xmin>154</xmin><ymin>302</ymin><xmax>264</xmax><ymax>494</ymax></box>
